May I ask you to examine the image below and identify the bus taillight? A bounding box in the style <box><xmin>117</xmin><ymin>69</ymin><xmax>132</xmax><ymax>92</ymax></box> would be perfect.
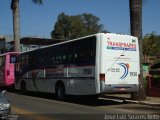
<box><xmin>7</xmin><ymin>70</ymin><xmax>10</xmax><ymax>76</ymax></box>
<box><xmin>100</xmin><ymin>74</ymin><xmax>105</xmax><ymax>82</ymax></box>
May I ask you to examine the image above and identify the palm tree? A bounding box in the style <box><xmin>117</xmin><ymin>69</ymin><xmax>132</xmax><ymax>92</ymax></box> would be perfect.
<box><xmin>129</xmin><ymin>0</ymin><xmax>146</xmax><ymax>100</ymax></box>
<box><xmin>11</xmin><ymin>0</ymin><xmax>42</xmax><ymax>52</ymax></box>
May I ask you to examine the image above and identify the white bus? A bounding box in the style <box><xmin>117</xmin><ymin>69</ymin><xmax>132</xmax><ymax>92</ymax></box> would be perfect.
<box><xmin>15</xmin><ymin>33</ymin><xmax>140</xmax><ymax>100</ymax></box>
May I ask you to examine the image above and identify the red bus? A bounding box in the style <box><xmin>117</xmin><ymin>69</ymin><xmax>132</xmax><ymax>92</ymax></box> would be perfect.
<box><xmin>0</xmin><ymin>52</ymin><xmax>19</xmax><ymax>87</ymax></box>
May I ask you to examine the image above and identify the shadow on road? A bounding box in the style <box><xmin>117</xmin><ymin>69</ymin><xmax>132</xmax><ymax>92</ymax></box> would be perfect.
<box><xmin>9</xmin><ymin>90</ymin><xmax>126</xmax><ymax>107</ymax></box>
<box><xmin>66</xmin><ymin>96</ymin><xmax>125</xmax><ymax>107</ymax></box>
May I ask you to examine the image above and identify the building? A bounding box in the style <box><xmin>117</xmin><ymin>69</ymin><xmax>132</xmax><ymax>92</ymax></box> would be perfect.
<box><xmin>0</xmin><ymin>35</ymin><xmax>64</xmax><ymax>53</ymax></box>
<box><xmin>6</xmin><ymin>37</ymin><xmax>64</xmax><ymax>52</ymax></box>
<box><xmin>0</xmin><ymin>36</ymin><xmax>6</xmax><ymax>54</ymax></box>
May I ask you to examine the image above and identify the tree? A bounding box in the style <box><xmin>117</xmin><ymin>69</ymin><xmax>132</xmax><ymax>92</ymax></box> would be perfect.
<box><xmin>129</xmin><ymin>0</ymin><xmax>146</xmax><ymax>100</ymax></box>
<box><xmin>51</xmin><ymin>13</ymin><xmax>106</xmax><ymax>39</ymax></box>
<box><xmin>143</xmin><ymin>32</ymin><xmax>160</xmax><ymax>56</ymax></box>
<box><xmin>51</xmin><ymin>13</ymin><xmax>73</xmax><ymax>39</ymax></box>
<box><xmin>11</xmin><ymin>0</ymin><xmax>42</xmax><ymax>52</ymax></box>
<box><xmin>80</xmin><ymin>13</ymin><xmax>104</xmax><ymax>35</ymax></box>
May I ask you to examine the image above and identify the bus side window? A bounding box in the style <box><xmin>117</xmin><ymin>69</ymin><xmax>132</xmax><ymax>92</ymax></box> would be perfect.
<box><xmin>2</xmin><ymin>56</ymin><xmax>5</xmax><ymax>67</ymax></box>
<box><xmin>0</xmin><ymin>56</ymin><xmax>2</xmax><ymax>67</ymax></box>
<box><xmin>15</xmin><ymin>56</ymin><xmax>20</xmax><ymax>77</ymax></box>
<box><xmin>51</xmin><ymin>47</ymin><xmax>55</xmax><ymax>65</ymax></box>
<box><xmin>18</xmin><ymin>55</ymin><xmax>22</xmax><ymax>73</ymax></box>
<box><xmin>0</xmin><ymin>56</ymin><xmax>5</xmax><ymax>67</ymax></box>
<box><xmin>30</xmin><ymin>53</ymin><xmax>36</xmax><ymax>69</ymax></box>
<box><xmin>10</xmin><ymin>55</ymin><xmax>16</xmax><ymax>63</ymax></box>
<box><xmin>48</xmin><ymin>48</ymin><xmax>53</xmax><ymax>66</ymax></box>
<box><xmin>68</xmin><ymin>43</ymin><xmax>74</xmax><ymax>64</ymax></box>
<box><xmin>58</xmin><ymin>45</ymin><xmax>62</xmax><ymax>64</ymax></box>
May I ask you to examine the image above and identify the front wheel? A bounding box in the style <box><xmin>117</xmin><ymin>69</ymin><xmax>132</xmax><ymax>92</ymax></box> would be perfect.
<box><xmin>56</xmin><ymin>84</ymin><xmax>65</xmax><ymax>100</ymax></box>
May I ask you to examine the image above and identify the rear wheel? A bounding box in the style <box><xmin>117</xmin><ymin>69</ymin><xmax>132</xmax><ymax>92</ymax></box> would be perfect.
<box><xmin>56</xmin><ymin>84</ymin><xmax>65</xmax><ymax>100</ymax></box>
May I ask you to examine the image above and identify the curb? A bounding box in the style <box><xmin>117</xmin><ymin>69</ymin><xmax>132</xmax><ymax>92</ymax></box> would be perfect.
<box><xmin>123</xmin><ymin>99</ymin><xmax>160</xmax><ymax>107</ymax></box>
<box><xmin>101</xmin><ymin>95</ymin><xmax>160</xmax><ymax>107</ymax></box>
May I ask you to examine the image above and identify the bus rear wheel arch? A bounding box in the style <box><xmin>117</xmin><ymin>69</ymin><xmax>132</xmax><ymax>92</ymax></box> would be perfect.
<box><xmin>55</xmin><ymin>81</ymin><xmax>66</xmax><ymax>100</ymax></box>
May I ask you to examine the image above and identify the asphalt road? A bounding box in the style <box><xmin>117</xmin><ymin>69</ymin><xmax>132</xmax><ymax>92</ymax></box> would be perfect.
<box><xmin>4</xmin><ymin>92</ymin><xmax>160</xmax><ymax>120</ymax></box>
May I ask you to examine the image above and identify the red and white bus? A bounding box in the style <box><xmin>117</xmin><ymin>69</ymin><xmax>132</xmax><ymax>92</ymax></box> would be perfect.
<box><xmin>0</xmin><ymin>52</ymin><xmax>19</xmax><ymax>87</ymax></box>
<box><xmin>15</xmin><ymin>33</ymin><xmax>140</xmax><ymax>100</ymax></box>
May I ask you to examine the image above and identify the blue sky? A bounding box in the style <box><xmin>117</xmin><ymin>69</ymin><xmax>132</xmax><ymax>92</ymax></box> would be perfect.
<box><xmin>0</xmin><ymin>0</ymin><xmax>160</xmax><ymax>38</ymax></box>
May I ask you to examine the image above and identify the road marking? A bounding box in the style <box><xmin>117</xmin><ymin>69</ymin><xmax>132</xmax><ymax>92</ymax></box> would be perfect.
<box><xmin>12</xmin><ymin>105</ymin><xmax>53</xmax><ymax>120</ymax></box>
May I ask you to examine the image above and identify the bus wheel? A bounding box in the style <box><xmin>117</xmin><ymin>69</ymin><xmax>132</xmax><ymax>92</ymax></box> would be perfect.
<box><xmin>56</xmin><ymin>83</ymin><xmax>65</xmax><ymax>100</ymax></box>
<box><xmin>20</xmin><ymin>81</ymin><xmax>26</xmax><ymax>94</ymax></box>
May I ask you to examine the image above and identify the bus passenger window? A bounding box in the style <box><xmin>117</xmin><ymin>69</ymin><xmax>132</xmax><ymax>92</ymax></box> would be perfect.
<box><xmin>10</xmin><ymin>55</ymin><xmax>16</xmax><ymax>63</ymax></box>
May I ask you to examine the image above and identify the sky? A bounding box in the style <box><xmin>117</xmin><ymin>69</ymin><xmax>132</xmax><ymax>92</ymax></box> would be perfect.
<box><xmin>0</xmin><ymin>0</ymin><xmax>160</xmax><ymax>38</ymax></box>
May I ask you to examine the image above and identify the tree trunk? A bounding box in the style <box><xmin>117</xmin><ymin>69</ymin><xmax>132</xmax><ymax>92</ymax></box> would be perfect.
<box><xmin>11</xmin><ymin>0</ymin><xmax>20</xmax><ymax>52</ymax></box>
<box><xmin>129</xmin><ymin>0</ymin><xmax>146</xmax><ymax>100</ymax></box>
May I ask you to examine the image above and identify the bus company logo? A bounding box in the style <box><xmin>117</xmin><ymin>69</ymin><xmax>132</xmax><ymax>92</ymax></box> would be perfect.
<box><xmin>107</xmin><ymin>41</ymin><xmax>137</xmax><ymax>51</ymax></box>
<box><xmin>132</xmin><ymin>39</ymin><xmax>136</xmax><ymax>43</ymax></box>
<box><xmin>118</xmin><ymin>63</ymin><xmax>129</xmax><ymax>79</ymax></box>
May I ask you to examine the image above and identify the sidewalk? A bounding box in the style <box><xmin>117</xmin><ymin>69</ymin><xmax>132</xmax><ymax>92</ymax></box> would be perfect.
<box><xmin>101</xmin><ymin>94</ymin><xmax>160</xmax><ymax>107</ymax></box>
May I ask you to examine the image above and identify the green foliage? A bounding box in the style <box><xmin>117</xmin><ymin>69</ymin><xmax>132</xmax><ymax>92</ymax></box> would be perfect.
<box><xmin>143</xmin><ymin>77</ymin><xmax>147</xmax><ymax>89</ymax></box>
<box><xmin>143</xmin><ymin>32</ymin><xmax>160</xmax><ymax>56</ymax></box>
<box><xmin>51</xmin><ymin>12</ymin><xmax>107</xmax><ymax>39</ymax></box>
